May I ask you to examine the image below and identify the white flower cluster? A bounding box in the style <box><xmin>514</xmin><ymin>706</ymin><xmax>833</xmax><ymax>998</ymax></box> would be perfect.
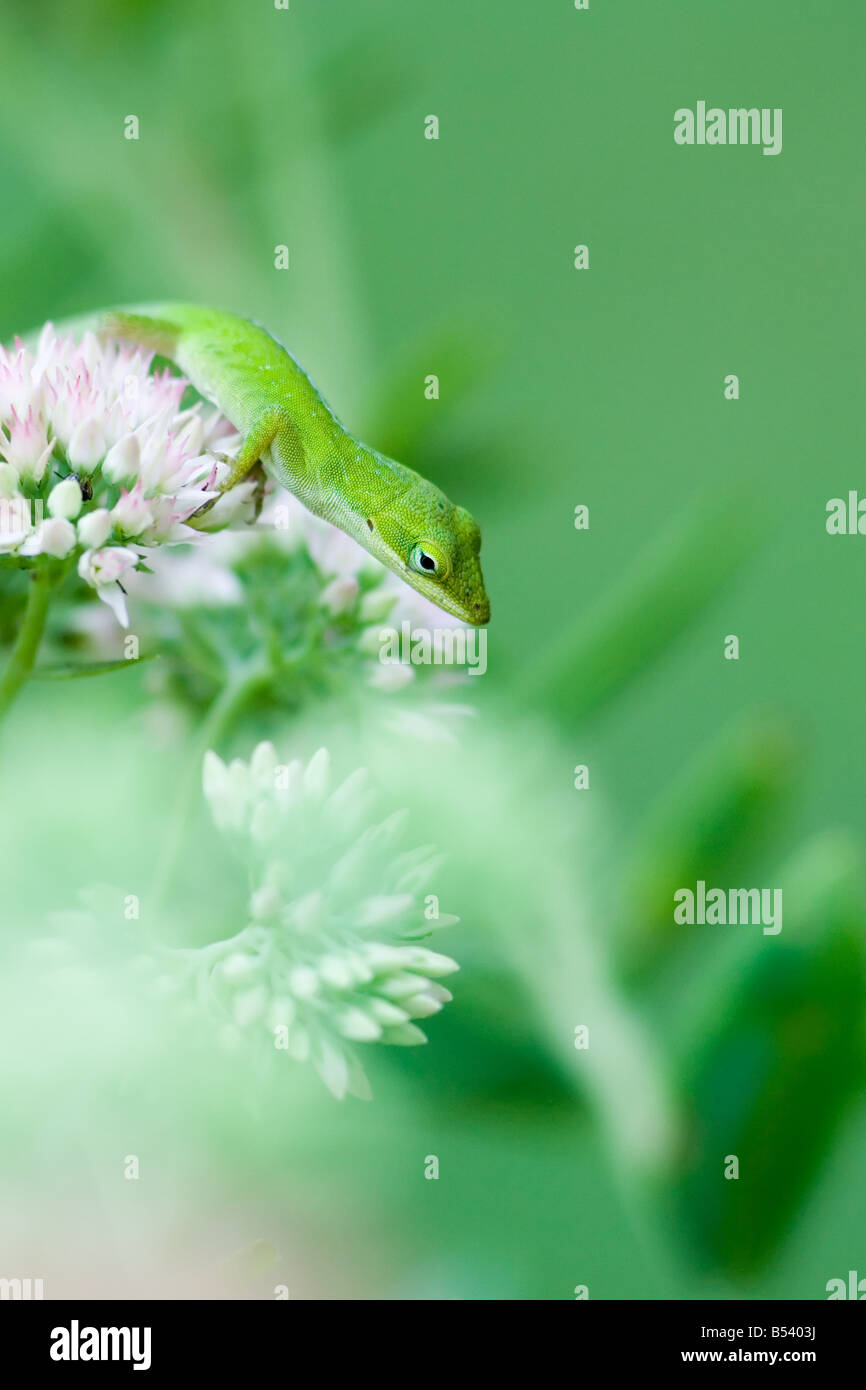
<box><xmin>0</xmin><ymin>323</ymin><xmax>248</xmax><ymax>623</ymax></box>
<box><xmin>121</xmin><ymin>487</ymin><xmax>473</xmax><ymax>691</ymax></box>
<box><xmin>264</xmin><ymin>491</ymin><xmax>470</xmax><ymax>692</ymax></box>
<box><xmin>180</xmin><ymin>740</ymin><xmax>460</xmax><ymax>1098</ymax></box>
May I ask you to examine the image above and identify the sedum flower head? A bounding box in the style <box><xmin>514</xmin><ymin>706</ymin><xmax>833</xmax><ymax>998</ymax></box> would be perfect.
<box><xmin>170</xmin><ymin>741</ymin><xmax>460</xmax><ymax>1099</ymax></box>
<box><xmin>0</xmin><ymin>323</ymin><xmax>247</xmax><ymax>624</ymax></box>
<box><xmin>129</xmin><ymin>488</ymin><xmax>472</xmax><ymax>689</ymax></box>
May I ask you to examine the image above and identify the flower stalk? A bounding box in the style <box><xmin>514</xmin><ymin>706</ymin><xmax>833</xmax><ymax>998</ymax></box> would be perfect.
<box><xmin>0</xmin><ymin>565</ymin><xmax>56</xmax><ymax>722</ymax></box>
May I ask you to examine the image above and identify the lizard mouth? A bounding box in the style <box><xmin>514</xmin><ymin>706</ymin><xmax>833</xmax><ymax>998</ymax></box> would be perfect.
<box><xmin>414</xmin><ymin>578</ymin><xmax>490</xmax><ymax>626</ymax></box>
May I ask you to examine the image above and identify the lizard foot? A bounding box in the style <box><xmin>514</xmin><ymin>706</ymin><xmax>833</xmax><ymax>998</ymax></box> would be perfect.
<box><xmin>247</xmin><ymin>460</ymin><xmax>267</xmax><ymax>523</ymax></box>
<box><xmin>186</xmin><ymin>458</ymin><xmax>267</xmax><ymax>526</ymax></box>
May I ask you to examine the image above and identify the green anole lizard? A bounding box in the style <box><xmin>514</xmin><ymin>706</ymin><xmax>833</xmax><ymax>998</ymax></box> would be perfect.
<box><xmin>101</xmin><ymin>304</ymin><xmax>490</xmax><ymax>625</ymax></box>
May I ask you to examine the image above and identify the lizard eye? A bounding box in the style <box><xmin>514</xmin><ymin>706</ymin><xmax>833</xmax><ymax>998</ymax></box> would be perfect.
<box><xmin>409</xmin><ymin>541</ymin><xmax>448</xmax><ymax>578</ymax></box>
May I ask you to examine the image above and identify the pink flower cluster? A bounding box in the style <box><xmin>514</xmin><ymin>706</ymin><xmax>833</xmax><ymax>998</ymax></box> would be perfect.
<box><xmin>0</xmin><ymin>323</ymin><xmax>245</xmax><ymax>623</ymax></box>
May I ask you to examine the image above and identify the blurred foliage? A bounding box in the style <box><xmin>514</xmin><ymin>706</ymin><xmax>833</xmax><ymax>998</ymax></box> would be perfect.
<box><xmin>672</xmin><ymin>836</ymin><xmax>866</xmax><ymax>1276</ymax></box>
<box><xmin>0</xmin><ymin>0</ymin><xmax>864</xmax><ymax>1302</ymax></box>
<box><xmin>619</xmin><ymin>713</ymin><xmax>797</xmax><ymax>982</ymax></box>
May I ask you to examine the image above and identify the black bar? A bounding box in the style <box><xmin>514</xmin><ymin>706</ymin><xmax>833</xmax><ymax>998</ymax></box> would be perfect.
<box><xmin>2</xmin><ymin>1298</ymin><xmax>862</xmax><ymax>1374</ymax></box>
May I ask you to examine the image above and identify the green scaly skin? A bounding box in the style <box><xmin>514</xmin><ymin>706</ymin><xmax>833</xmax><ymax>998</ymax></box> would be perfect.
<box><xmin>101</xmin><ymin>304</ymin><xmax>490</xmax><ymax>625</ymax></box>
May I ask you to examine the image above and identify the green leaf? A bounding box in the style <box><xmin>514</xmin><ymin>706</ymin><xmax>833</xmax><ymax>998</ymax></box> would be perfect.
<box><xmin>671</xmin><ymin>833</ymin><xmax>866</xmax><ymax>1276</ymax></box>
<box><xmin>618</xmin><ymin>713</ymin><xmax>797</xmax><ymax>982</ymax></box>
<box><xmin>32</xmin><ymin>654</ymin><xmax>156</xmax><ymax>680</ymax></box>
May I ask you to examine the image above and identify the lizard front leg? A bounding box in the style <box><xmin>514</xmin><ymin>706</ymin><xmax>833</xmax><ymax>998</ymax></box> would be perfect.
<box><xmin>187</xmin><ymin>409</ymin><xmax>283</xmax><ymax>524</ymax></box>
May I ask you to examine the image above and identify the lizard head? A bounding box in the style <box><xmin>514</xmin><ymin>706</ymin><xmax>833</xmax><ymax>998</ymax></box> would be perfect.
<box><xmin>362</xmin><ymin>469</ymin><xmax>490</xmax><ymax>626</ymax></box>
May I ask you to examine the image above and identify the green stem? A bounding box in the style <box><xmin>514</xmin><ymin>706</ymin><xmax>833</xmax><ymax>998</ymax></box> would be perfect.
<box><xmin>0</xmin><ymin>567</ymin><xmax>55</xmax><ymax>724</ymax></box>
<box><xmin>151</xmin><ymin>659</ymin><xmax>270</xmax><ymax>909</ymax></box>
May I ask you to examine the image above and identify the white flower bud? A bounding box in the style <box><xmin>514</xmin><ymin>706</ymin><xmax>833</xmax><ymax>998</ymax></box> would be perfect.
<box><xmin>402</xmin><ymin>992</ymin><xmax>444</xmax><ymax>1019</ymax></box>
<box><xmin>48</xmin><ymin>476</ymin><xmax>83</xmax><ymax>520</ymax></box>
<box><xmin>77</xmin><ymin>508</ymin><xmax>112</xmax><ymax>548</ymax></box>
<box><xmin>219</xmin><ymin>953</ymin><xmax>257</xmax><ymax>984</ymax></box>
<box><xmin>362</xmin><ymin>943</ymin><xmax>412</xmax><ymax>972</ymax></box>
<box><xmin>367</xmin><ymin>999</ymin><xmax>410</xmax><ymax>1027</ymax></box>
<box><xmin>356</xmin><ymin>894</ymin><xmax>415</xmax><ymax>928</ymax></box>
<box><xmin>358</xmin><ymin>625</ymin><xmax>385</xmax><ymax>657</ymax></box>
<box><xmin>249</xmin><ymin>740</ymin><xmax>278</xmax><ymax>786</ymax></box>
<box><xmin>77</xmin><ymin>545</ymin><xmax>138</xmax><ymax>588</ymax></box>
<box><xmin>24</xmin><ymin>517</ymin><xmax>77</xmax><ymax>558</ymax></box>
<box><xmin>111</xmin><ymin>487</ymin><xmax>153</xmax><ymax>538</ymax></box>
<box><xmin>315</xmin><ymin>1042</ymin><xmax>349</xmax><ymax>1099</ymax></box>
<box><xmin>318</xmin><ymin>955</ymin><xmax>356</xmax><ymax>990</ymax></box>
<box><xmin>360</xmin><ymin>587</ymin><xmax>397</xmax><ymax>623</ymax></box>
<box><xmin>250</xmin><ymin>800</ymin><xmax>279</xmax><ymax>846</ymax></box>
<box><xmin>425</xmin><ymin>983</ymin><xmax>453</xmax><ymax>1004</ymax></box>
<box><xmin>0</xmin><ymin>463</ymin><xmax>20</xmax><ymax>499</ymax></box>
<box><xmin>202</xmin><ymin>749</ymin><xmax>229</xmax><ymax>805</ymax></box>
<box><xmin>335</xmin><ymin>1008</ymin><xmax>382</xmax><ymax>1042</ymax></box>
<box><xmin>67</xmin><ymin>418</ymin><xmax>105</xmax><ymax>469</ymax></box>
<box><xmin>102</xmin><ymin>433</ymin><xmax>140</xmax><ymax>483</ymax></box>
<box><xmin>284</xmin><ymin>890</ymin><xmax>324</xmax><ymax>932</ymax></box>
<box><xmin>378</xmin><ymin>971</ymin><xmax>433</xmax><ymax>999</ymax></box>
<box><xmin>288</xmin><ymin>966</ymin><xmax>319</xmax><ymax>998</ymax></box>
<box><xmin>400</xmin><ymin>947</ymin><xmax>460</xmax><ymax>977</ymax></box>
<box><xmin>367</xmin><ymin>661</ymin><xmax>414</xmax><ymax>692</ymax></box>
<box><xmin>250</xmin><ymin>882</ymin><xmax>281</xmax><ymax>920</ymax></box>
<box><xmin>320</xmin><ymin>576</ymin><xmax>359</xmax><ymax>616</ymax></box>
<box><xmin>303</xmin><ymin>747</ymin><xmax>330</xmax><ymax>800</ymax></box>
<box><xmin>0</xmin><ymin>496</ymin><xmax>31</xmax><ymax>549</ymax></box>
<box><xmin>382</xmin><ymin>1023</ymin><xmax>428</xmax><ymax>1046</ymax></box>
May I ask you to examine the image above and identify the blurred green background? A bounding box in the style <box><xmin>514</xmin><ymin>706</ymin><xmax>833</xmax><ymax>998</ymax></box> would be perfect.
<box><xmin>1</xmin><ymin>0</ymin><xmax>864</xmax><ymax>1299</ymax></box>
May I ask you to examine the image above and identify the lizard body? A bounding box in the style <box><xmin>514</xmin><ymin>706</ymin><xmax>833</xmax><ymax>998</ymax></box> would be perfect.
<box><xmin>102</xmin><ymin>304</ymin><xmax>490</xmax><ymax>624</ymax></box>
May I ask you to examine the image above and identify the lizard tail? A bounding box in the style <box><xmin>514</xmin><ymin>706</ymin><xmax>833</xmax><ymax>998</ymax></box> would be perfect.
<box><xmin>11</xmin><ymin>305</ymin><xmax>181</xmax><ymax>358</ymax></box>
<box><xmin>100</xmin><ymin>308</ymin><xmax>180</xmax><ymax>359</ymax></box>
